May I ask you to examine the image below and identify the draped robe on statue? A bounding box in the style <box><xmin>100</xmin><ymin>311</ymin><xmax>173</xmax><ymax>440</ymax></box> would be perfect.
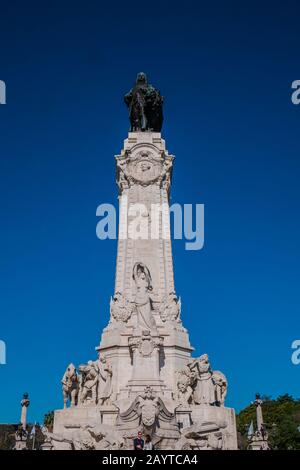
<box><xmin>189</xmin><ymin>355</ymin><xmax>216</xmax><ymax>405</ymax></box>
<box><xmin>133</xmin><ymin>262</ymin><xmax>157</xmax><ymax>333</ymax></box>
<box><xmin>98</xmin><ymin>359</ymin><xmax>113</xmax><ymax>402</ymax></box>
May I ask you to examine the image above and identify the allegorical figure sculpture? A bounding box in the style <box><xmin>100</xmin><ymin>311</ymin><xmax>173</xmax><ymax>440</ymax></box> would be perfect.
<box><xmin>212</xmin><ymin>370</ymin><xmax>227</xmax><ymax>406</ymax></box>
<box><xmin>176</xmin><ymin>355</ymin><xmax>228</xmax><ymax>407</ymax></box>
<box><xmin>61</xmin><ymin>363</ymin><xmax>79</xmax><ymax>408</ymax></box>
<box><xmin>98</xmin><ymin>355</ymin><xmax>113</xmax><ymax>405</ymax></box>
<box><xmin>133</xmin><ymin>262</ymin><xmax>157</xmax><ymax>333</ymax></box>
<box><xmin>187</xmin><ymin>354</ymin><xmax>216</xmax><ymax>405</ymax></box>
<box><xmin>78</xmin><ymin>354</ymin><xmax>113</xmax><ymax>405</ymax></box>
<box><xmin>176</xmin><ymin>376</ymin><xmax>193</xmax><ymax>405</ymax></box>
<box><xmin>78</xmin><ymin>360</ymin><xmax>99</xmax><ymax>405</ymax></box>
<box><xmin>43</xmin><ymin>423</ymin><xmax>124</xmax><ymax>450</ymax></box>
<box><xmin>124</xmin><ymin>73</ymin><xmax>163</xmax><ymax>132</ymax></box>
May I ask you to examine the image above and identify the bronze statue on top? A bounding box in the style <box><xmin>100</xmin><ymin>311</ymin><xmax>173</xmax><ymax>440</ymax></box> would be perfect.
<box><xmin>124</xmin><ymin>73</ymin><xmax>163</xmax><ymax>132</ymax></box>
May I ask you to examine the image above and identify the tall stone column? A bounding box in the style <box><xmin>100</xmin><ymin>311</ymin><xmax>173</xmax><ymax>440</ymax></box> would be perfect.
<box><xmin>248</xmin><ymin>394</ymin><xmax>270</xmax><ymax>450</ymax></box>
<box><xmin>114</xmin><ymin>132</ymin><xmax>175</xmax><ymax>302</ymax></box>
<box><xmin>254</xmin><ymin>393</ymin><xmax>264</xmax><ymax>432</ymax></box>
<box><xmin>20</xmin><ymin>392</ymin><xmax>30</xmax><ymax>430</ymax></box>
<box><xmin>97</xmin><ymin>132</ymin><xmax>193</xmax><ymax>400</ymax></box>
<box><xmin>14</xmin><ymin>393</ymin><xmax>30</xmax><ymax>450</ymax></box>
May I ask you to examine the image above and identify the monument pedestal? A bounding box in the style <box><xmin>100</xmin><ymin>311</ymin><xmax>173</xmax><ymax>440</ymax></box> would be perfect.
<box><xmin>53</xmin><ymin>405</ymin><xmax>119</xmax><ymax>433</ymax></box>
<box><xmin>174</xmin><ymin>405</ymin><xmax>237</xmax><ymax>450</ymax></box>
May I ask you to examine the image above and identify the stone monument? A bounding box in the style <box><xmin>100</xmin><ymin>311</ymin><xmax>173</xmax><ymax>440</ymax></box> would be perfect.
<box><xmin>248</xmin><ymin>394</ymin><xmax>270</xmax><ymax>450</ymax></box>
<box><xmin>50</xmin><ymin>73</ymin><xmax>238</xmax><ymax>450</ymax></box>
<box><xmin>14</xmin><ymin>393</ymin><xmax>30</xmax><ymax>450</ymax></box>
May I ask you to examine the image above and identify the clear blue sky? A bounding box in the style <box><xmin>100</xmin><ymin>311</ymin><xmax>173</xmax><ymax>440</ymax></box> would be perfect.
<box><xmin>0</xmin><ymin>0</ymin><xmax>299</xmax><ymax>424</ymax></box>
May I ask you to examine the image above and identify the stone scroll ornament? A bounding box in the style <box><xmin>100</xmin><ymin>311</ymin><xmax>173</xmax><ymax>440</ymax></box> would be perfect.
<box><xmin>124</xmin><ymin>72</ymin><xmax>163</xmax><ymax>132</ymax></box>
<box><xmin>97</xmin><ymin>355</ymin><xmax>113</xmax><ymax>405</ymax></box>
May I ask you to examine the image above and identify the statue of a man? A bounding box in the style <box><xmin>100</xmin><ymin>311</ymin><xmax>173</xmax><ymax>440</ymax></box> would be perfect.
<box><xmin>61</xmin><ymin>363</ymin><xmax>79</xmax><ymax>408</ymax></box>
<box><xmin>124</xmin><ymin>73</ymin><xmax>163</xmax><ymax>132</ymax></box>
<box><xmin>132</xmin><ymin>262</ymin><xmax>157</xmax><ymax>333</ymax></box>
<box><xmin>79</xmin><ymin>360</ymin><xmax>99</xmax><ymax>404</ymax></box>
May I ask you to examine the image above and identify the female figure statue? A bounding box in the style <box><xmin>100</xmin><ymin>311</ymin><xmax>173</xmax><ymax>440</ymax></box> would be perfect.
<box><xmin>132</xmin><ymin>262</ymin><xmax>157</xmax><ymax>333</ymax></box>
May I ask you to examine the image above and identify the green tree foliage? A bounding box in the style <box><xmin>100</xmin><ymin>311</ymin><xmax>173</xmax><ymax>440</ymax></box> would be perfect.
<box><xmin>237</xmin><ymin>394</ymin><xmax>300</xmax><ymax>450</ymax></box>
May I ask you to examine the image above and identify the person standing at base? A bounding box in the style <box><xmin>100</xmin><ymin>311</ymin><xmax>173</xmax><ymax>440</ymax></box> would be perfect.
<box><xmin>144</xmin><ymin>434</ymin><xmax>155</xmax><ymax>450</ymax></box>
<box><xmin>133</xmin><ymin>431</ymin><xmax>144</xmax><ymax>450</ymax></box>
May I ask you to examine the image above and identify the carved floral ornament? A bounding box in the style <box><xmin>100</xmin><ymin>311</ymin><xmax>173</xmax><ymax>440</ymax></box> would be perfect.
<box><xmin>116</xmin><ymin>148</ymin><xmax>173</xmax><ymax>190</ymax></box>
<box><xmin>110</xmin><ymin>292</ymin><xmax>133</xmax><ymax>323</ymax></box>
<box><xmin>159</xmin><ymin>292</ymin><xmax>181</xmax><ymax>323</ymax></box>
